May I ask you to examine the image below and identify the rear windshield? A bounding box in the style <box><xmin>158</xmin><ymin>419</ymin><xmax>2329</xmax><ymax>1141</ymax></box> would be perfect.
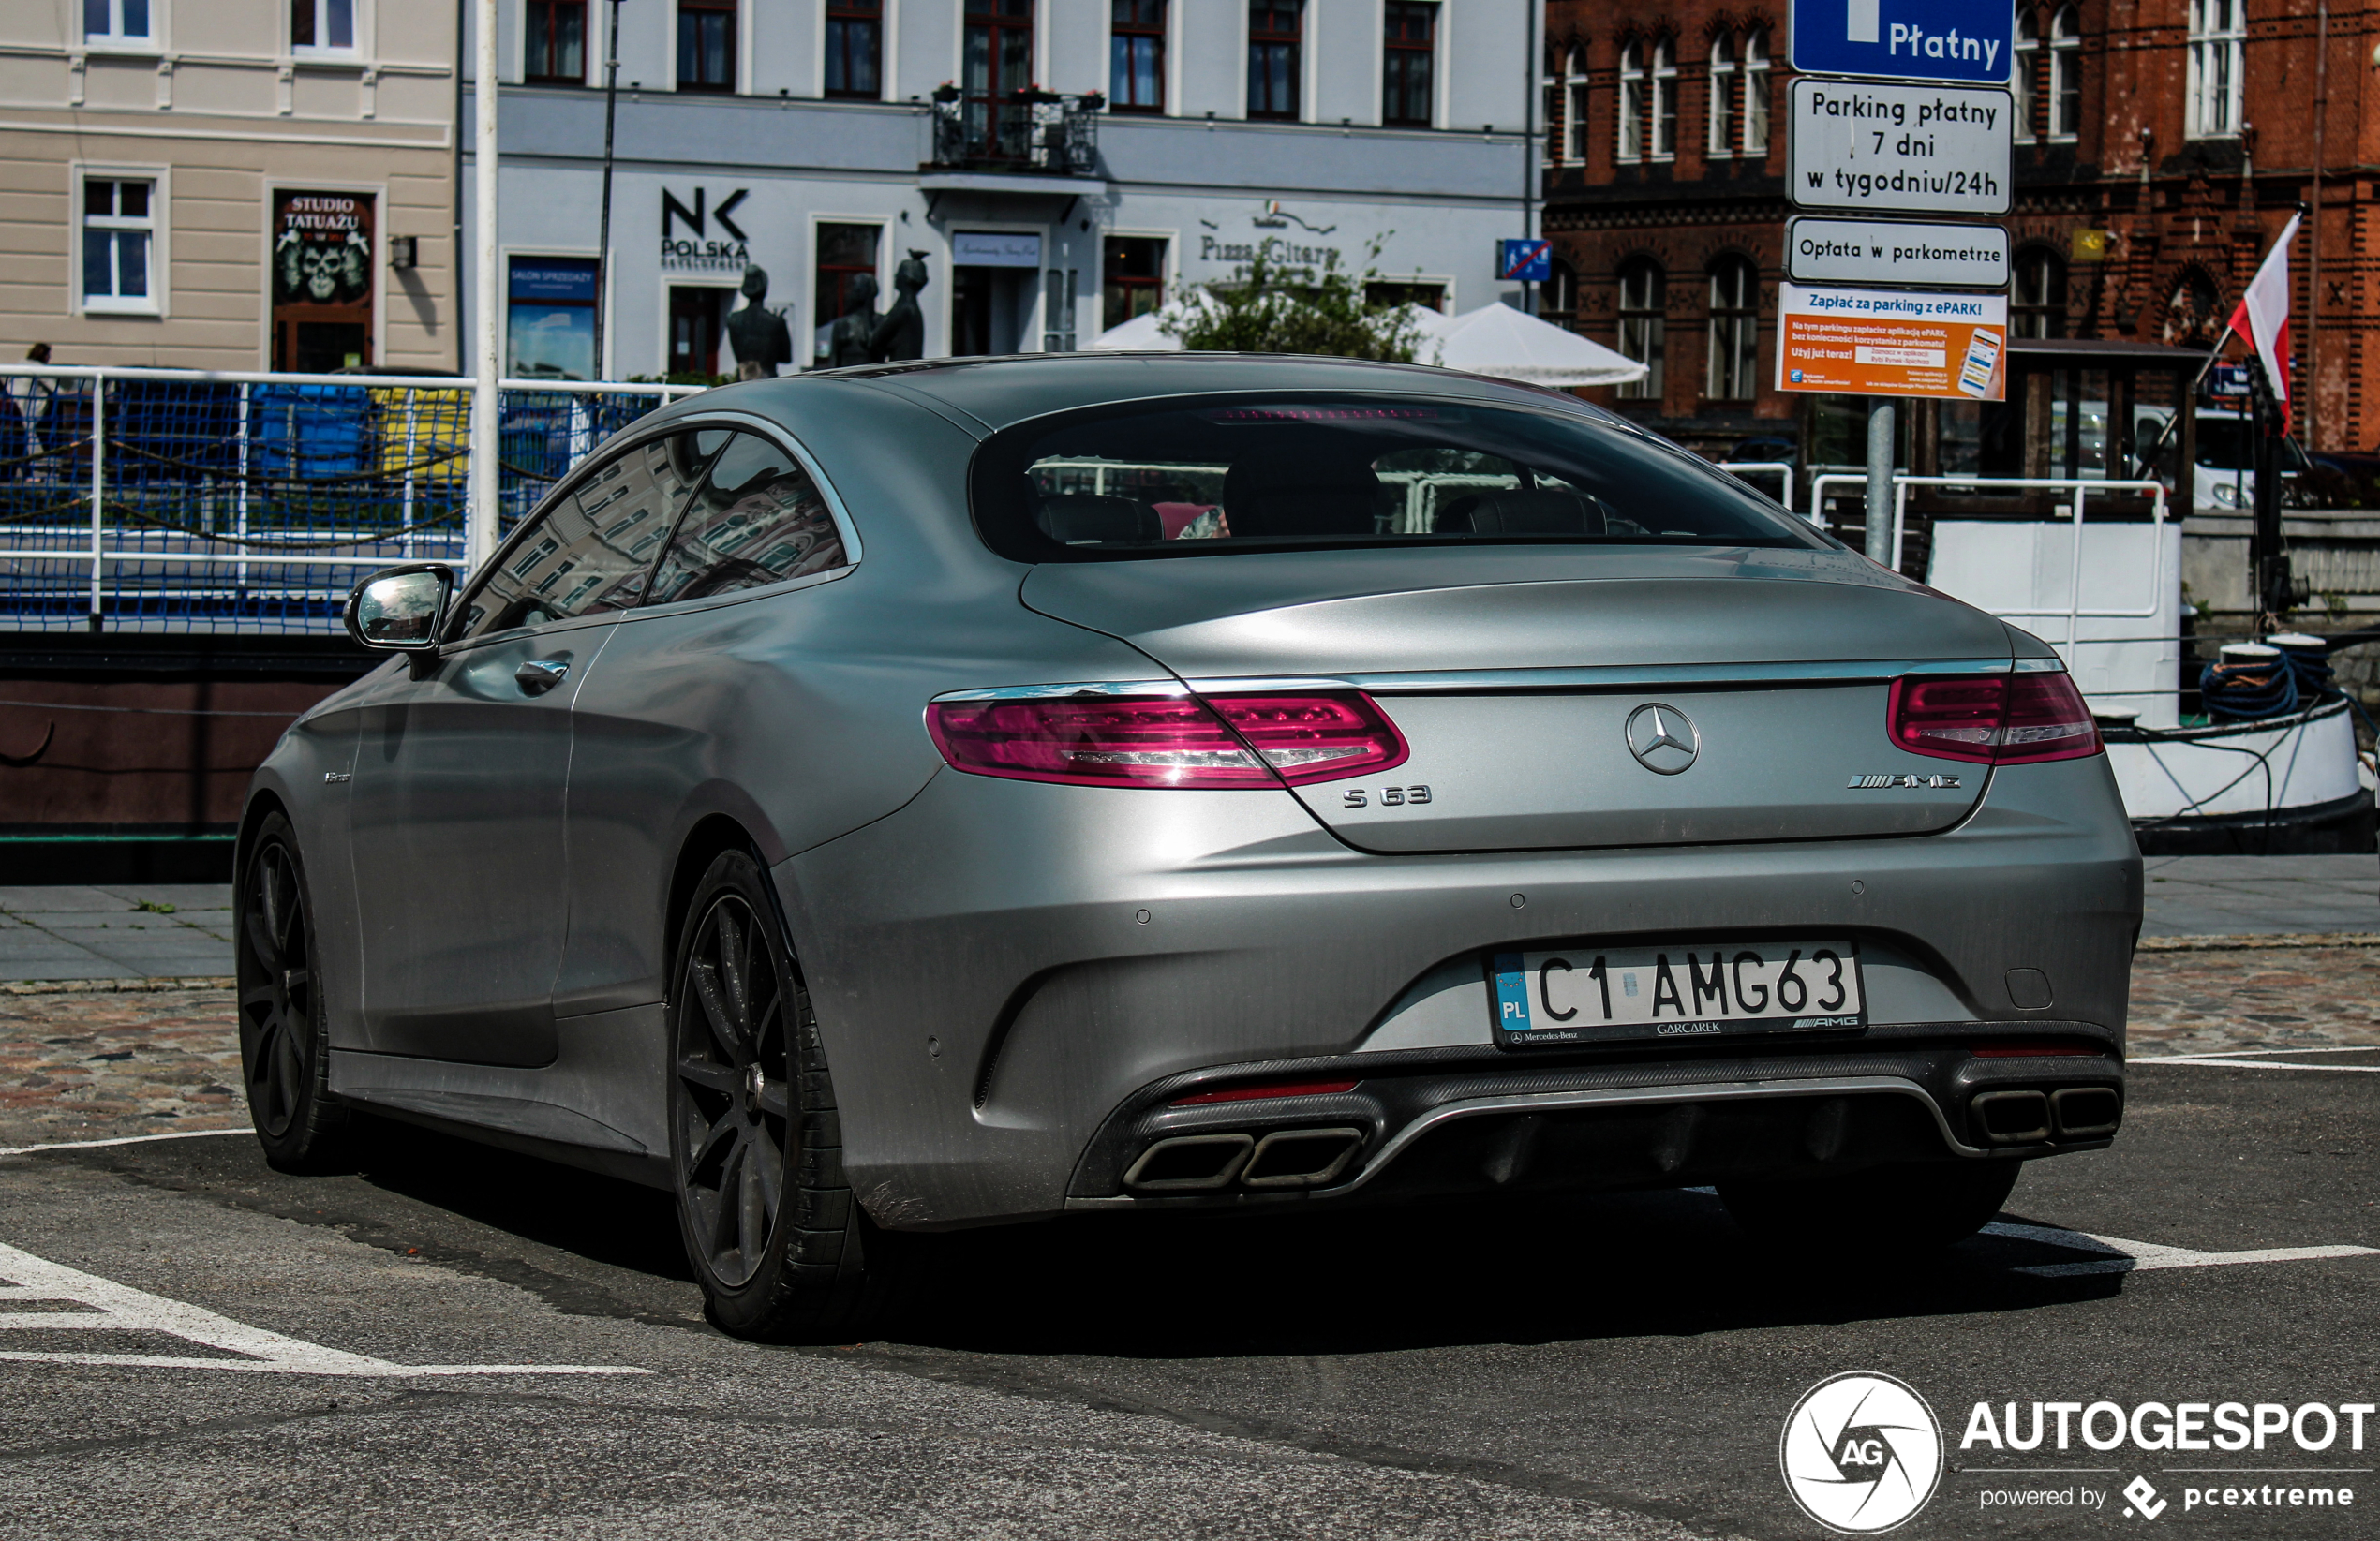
<box><xmin>972</xmin><ymin>394</ymin><xmax>1829</xmax><ymax>561</ymax></box>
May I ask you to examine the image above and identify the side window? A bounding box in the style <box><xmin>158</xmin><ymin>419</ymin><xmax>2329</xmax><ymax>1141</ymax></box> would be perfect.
<box><xmin>643</xmin><ymin>432</ymin><xmax>847</xmax><ymax>607</ymax></box>
<box><xmin>453</xmin><ymin>428</ymin><xmax>723</xmax><ymax>640</ymax></box>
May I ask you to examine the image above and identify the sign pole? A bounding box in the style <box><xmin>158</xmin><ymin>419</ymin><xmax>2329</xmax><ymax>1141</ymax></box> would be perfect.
<box><xmin>1865</xmin><ymin>398</ymin><xmax>1896</xmax><ymax>567</ymax></box>
<box><xmin>468</xmin><ymin>0</ymin><xmax>500</xmax><ymax>575</ymax></box>
<box><xmin>592</xmin><ymin>0</ymin><xmax>623</xmax><ymax>382</ymax></box>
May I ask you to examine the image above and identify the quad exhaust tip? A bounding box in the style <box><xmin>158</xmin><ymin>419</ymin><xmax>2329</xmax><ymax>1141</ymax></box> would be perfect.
<box><xmin>1971</xmin><ymin>1086</ymin><xmax>2123</xmax><ymax>1146</ymax></box>
<box><xmin>1123</xmin><ymin>1127</ymin><xmax>1367</xmax><ymax>1193</ymax></box>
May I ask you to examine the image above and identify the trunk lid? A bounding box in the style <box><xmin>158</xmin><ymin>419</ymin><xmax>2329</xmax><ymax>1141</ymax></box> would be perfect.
<box><xmin>1022</xmin><ymin>550</ymin><xmax>2014</xmax><ymax>852</ymax></box>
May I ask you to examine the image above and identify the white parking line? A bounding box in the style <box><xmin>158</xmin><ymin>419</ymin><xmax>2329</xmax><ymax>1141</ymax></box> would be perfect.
<box><xmin>0</xmin><ymin>1128</ymin><xmax>252</xmax><ymax>1158</ymax></box>
<box><xmin>2133</xmin><ymin>1046</ymin><xmax>2380</xmax><ymax>1073</ymax></box>
<box><xmin>1984</xmin><ymin>1222</ymin><xmax>2379</xmax><ymax>1278</ymax></box>
<box><xmin>0</xmin><ymin>1243</ymin><xmax>648</xmax><ymax>1377</ymax></box>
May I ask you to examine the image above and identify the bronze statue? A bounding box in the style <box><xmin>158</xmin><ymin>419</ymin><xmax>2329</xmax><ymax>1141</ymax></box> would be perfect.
<box><xmin>725</xmin><ymin>265</ymin><xmax>792</xmax><ymax>380</ymax></box>
<box><xmin>871</xmin><ymin>251</ymin><xmax>930</xmax><ymax>363</ymax></box>
<box><xmin>827</xmin><ymin>274</ymin><xmax>881</xmax><ymax>368</ymax></box>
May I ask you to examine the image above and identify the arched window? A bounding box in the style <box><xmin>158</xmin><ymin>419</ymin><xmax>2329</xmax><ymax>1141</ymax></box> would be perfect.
<box><xmin>1705</xmin><ymin>257</ymin><xmax>1759</xmax><ymax>401</ymax></box>
<box><xmin>1651</xmin><ymin>37</ymin><xmax>1678</xmax><ymax>159</ymax></box>
<box><xmin>2012</xmin><ymin>11</ymin><xmax>2038</xmax><ymax>143</ymax></box>
<box><xmin>2012</xmin><ymin>249</ymin><xmax>2068</xmax><ymax>338</ymax></box>
<box><xmin>1541</xmin><ymin>257</ymin><xmax>1578</xmax><ymax>324</ymax></box>
<box><xmin>1543</xmin><ymin>46</ymin><xmax>1587</xmax><ymax>166</ymax></box>
<box><xmin>2049</xmin><ymin>6</ymin><xmax>2081</xmax><ymax>139</ymax></box>
<box><xmin>1617</xmin><ymin>259</ymin><xmax>1665</xmax><ymax>400</ymax></box>
<box><xmin>2187</xmin><ymin>0</ymin><xmax>2242</xmax><ymax>139</ymax></box>
<box><xmin>1706</xmin><ymin>34</ymin><xmax>1736</xmax><ymax>156</ymax></box>
<box><xmin>2164</xmin><ymin>270</ymin><xmax>2222</xmax><ymax>347</ymax></box>
<box><xmin>1742</xmin><ymin>30</ymin><xmax>1770</xmax><ymax>153</ymax></box>
<box><xmin>1618</xmin><ymin>41</ymin><xmax>1644</xmax><ymax>162</ymax></box>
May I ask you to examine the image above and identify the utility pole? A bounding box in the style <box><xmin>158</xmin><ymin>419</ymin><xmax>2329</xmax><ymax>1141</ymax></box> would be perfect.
<box><xmin>1520</xmin><ymin>0</ymin><xmax>1539</xmax><ymax>315</ymax></box>
<box><xmin>468</xmin><ymin>0</ymin><xmax>500</xmax><ymax>573</ymax></box>
<box><xmin>592</xmin><ymin>0</ymin><xmax>624</xmax><ymax>381</ymax></box>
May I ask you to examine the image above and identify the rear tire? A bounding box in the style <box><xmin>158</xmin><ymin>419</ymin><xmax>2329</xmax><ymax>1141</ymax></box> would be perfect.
<box><xmin>667</xmin><ymin>849</ymin><xmax>893</xmax><ymax>1341</ymax></box>
<box><xmin>1718</xmin><ymin>1159</ymin><xmax>2021</xmax><ymax>1255</ymax></box>
<box><xmin>235</xmin><ymin>811</ymin><xmax>349</xmax><ymax>1172</ymax></box>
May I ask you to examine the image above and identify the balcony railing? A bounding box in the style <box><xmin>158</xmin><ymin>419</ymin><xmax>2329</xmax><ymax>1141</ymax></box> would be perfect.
<box><xmin>929</xmin><ymin>88</ymin><xmax>1101</xmax><ymax>177</ymax></box>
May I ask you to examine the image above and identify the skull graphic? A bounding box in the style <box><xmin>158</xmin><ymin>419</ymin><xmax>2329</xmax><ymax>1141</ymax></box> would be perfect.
<box><xmin>300</xmin><ymin>242</ymin><xmax>341</xmax><ymax>302</ymax></box>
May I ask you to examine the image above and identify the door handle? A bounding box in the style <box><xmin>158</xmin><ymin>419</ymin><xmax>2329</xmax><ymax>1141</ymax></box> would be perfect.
<box><xmin>514</xmin><ymin>656</ymin><xmax>571</xmax><ymax>695</ymax></box>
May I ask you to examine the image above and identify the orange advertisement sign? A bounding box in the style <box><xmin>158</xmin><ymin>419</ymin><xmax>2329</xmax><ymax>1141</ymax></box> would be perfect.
<box><xmin>1777</xmin><ymin>283</ymin><xmax>2007</xmax><ymax>401</ymax></box>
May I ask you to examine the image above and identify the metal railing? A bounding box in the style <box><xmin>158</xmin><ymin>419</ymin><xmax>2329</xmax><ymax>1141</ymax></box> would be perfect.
<box><xmin>1808</xmin><ymin>472</ymin><xmax>2172</xmax><ymax>659</ymax></box>
<box><xmin>1714</xmin><ymin>461</ymin><xmax>1796</xmax><ymax>515</ymax></box>
<box><xmin>0</xmin><ymin>366</ymin><xmax>701</xmax><ymax>633</ymax></box>
<box><xmin>930</xmin><ymin>91</ymin><xmax>1101</xmax><ymax>175</ymax></box>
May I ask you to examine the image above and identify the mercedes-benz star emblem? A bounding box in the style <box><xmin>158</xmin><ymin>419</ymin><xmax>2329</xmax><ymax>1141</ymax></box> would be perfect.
<box><xmin>1625</xmin><ymin>703</ymin><xmax>1700</xmax><ymax>775</ymax></box>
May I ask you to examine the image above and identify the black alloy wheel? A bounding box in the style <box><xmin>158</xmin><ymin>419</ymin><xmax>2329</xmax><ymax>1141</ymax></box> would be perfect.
<box><xmin>235</xmin><ymin>811</ymin><xmax>346</xmax><ymax>1169</ymax></box>
<box><xmin>668</xmin><ymin>849</ymin><xmax>891</xmax><ymax>1339</ymax></box>
<box><xmin>675</xmin><ymin>884</ymin><xmax>793</xmax><ymax>1288</ymax></box>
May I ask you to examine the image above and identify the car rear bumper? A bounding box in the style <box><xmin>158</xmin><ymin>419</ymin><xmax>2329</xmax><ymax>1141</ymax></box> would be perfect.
<box><xmin>778</xmin><ymin>753</ymin><xmax>2140</xmax><ymax>1230</ymax></box>
<box><xmin>1064</xmin><ymin>1032</ymin><xmax>2123</xmax><ymax>1212</ymax></box>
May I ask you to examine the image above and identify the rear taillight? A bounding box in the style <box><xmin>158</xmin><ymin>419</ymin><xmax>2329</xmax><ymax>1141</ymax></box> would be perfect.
<box><xmin>927</xmin><ymin>691</ymin><xmax>1406</xmax><ymax>789</ymax></box>
<box><xmin>1887</xmin><ymin>671</ymin><xmax>2101</xmax><ymax>764</ymax></box>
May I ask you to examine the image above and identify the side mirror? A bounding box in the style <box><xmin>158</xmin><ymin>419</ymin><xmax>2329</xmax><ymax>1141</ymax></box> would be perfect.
<box><xmin>344</xmin><ymin>563</ymin><xmax>454</xmax><ymax>653</ymax></box>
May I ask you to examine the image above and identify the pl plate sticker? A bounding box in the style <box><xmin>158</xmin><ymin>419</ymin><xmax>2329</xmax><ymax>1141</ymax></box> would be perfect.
<box><xmin>1781</xmin><ymin>1371</ymin><xmax>1944</xmax><ymax>1533</ymax></box>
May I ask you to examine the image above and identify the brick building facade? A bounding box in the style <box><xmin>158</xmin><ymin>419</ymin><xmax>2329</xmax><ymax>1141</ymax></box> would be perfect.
<box><xmin>1539</xmin><ymin>0</ymin><xmax>2380</xmax><ymax>461</ymax></box>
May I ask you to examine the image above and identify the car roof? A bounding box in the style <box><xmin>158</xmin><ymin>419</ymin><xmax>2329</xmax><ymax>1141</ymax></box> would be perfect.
<box><xmin>792</xmin><ymin>351</ymin><xmax>1596</xmax><ymax>435</ymax></box>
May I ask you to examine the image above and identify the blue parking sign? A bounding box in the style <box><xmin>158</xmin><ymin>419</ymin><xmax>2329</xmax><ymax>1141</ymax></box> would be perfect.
<box><xmin>1792</xmin><ymin>0</ymin><xmax>2014</xmax><ymax>84</ymax></box>
<box><xmin>1500</xmin><ymin>239</ymin><xmax>1551</xmax><ymax>283</ymax></box>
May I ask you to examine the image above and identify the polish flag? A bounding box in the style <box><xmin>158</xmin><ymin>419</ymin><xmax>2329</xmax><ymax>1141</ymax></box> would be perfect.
<box><xmin>2225</xmin><ymin>211</ymin><xmax>2303</xmax><ymax>432</ymax></box>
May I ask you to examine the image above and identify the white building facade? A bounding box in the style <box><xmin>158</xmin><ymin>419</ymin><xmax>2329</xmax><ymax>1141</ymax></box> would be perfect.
<box><xmin>467</xmin><ymin>0</ymin><xmax>1537</xmax><ymax>378</ymax></box>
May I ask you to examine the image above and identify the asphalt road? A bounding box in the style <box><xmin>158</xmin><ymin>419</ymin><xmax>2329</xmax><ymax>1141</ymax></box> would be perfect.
<box><xmin>0</xmin><ymin>1051</ymin><xmax>2372</xmax><ymax>1540</ymax></box>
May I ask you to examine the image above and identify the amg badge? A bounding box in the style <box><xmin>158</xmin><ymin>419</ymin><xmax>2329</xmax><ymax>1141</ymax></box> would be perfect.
<box><xmin>1849</xmin><ymin>773</ymin><xmax>1961</xmax><ymax>790</ymax></box>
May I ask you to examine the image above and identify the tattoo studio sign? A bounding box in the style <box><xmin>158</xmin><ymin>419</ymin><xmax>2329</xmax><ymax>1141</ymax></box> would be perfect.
<box><xmin>272</xmin><ymin>192</ymin><xmax>373</xmax><ymax>307</ymax></box>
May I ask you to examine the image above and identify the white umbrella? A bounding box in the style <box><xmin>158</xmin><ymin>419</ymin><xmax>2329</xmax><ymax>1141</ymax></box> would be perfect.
<box><xmin>1427</xmin><ymin>301</ymin><xmax>1647</xmax><ymax>388</ymax></box>
<box><xmin>1086</xmin><ymin>308</ymin><xmax>1183</xmax><ymax>350</ymax></box>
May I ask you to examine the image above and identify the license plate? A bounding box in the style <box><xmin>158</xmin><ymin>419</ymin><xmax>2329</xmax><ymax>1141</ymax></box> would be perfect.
<box><xmin>1488</xmin><ymin>941</ymin><xmax>1866</xmax><ymax>1048</ymax></box>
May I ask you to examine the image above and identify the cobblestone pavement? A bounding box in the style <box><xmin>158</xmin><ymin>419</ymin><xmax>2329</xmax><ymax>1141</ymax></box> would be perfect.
<box><xmin>5</xmin><ymin>948</ymin><xmax>2376</xmax><ymax>1150</ymax></box>
<box><xmin>0</xmin><ymin>986</ymin><xmax>243</xmax><ymax>1149</ymax></box>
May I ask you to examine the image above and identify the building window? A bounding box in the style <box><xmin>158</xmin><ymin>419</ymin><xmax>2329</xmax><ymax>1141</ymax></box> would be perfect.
<box><xmin>1705</xmin><ymin>257</ymin><xmax>1758</xmax><ymax>401</ymax></box>
<box><xmin>1248</xmin><ymin>0</ymin><xmax>1302</xmax><ymax>120</ymax></box>
<box><xmin>526</xmin><ymin>0</ymin><xmax>587</xmax><ymax>84</ymax></box>
<box><xmin>2012</xmin><ymin>11</ymin><xmax>2038</xmax><ymax>142</ymax></box>
<box><xmin>1616</xmin><ymin>259</ymin><xmax>1664</xmax><ymax>400</ymax></box>
<box><xmin>1617</xmin><ymin>41</ymin><xmax>1644</xmax><ymax>162</ymax></box>
<box><xmin>1540</xmin><ymin>259</ymin><xmax>1577</xmax><ymax>325</ymax></box>
<box><xmin>82</xmin><ymin>177</ymin><xmax>155</xmax><ymax>310</ymax></box>
<box><xmin>812</xmin><ymin>223</ymin><xmax>882</xmax><ymax>363</ymax></box>
<box><xmin>291</xmin><ymin>0</ymin><xmax>357</xmax><ymax>51</ymax></box>
<box><xmin>1706</xmin><ymin>35</ymin><xmax>1735</xmax><ymax>157</ymax></box>
<box><xmin>1557</xmin><ymin>48</ymin><xmax>1587</xmax><ymax>164</ymax></box>
<box><xmin>965</xmin><ymin>0</ymin><xmax>1034</xmax><ymax>154</ymax></box>
<box><xmin>2049</xmin><ymin>6</ymin><xmax>2081</xmax><ymax>140</ymax></box>
<box><xmin>677</xmin><ymin>0</ymin><xmax>736</xmax><ymax>93</ymax></box>
<box><xmin>826</xmin><ymin>0</ymin><xmax>883</xmax><ymax>98</ymax></box>
<box><xmin>1111</xmin><ymin>0</ymin><xmax>1164</xmax><ymax>111</ymax></box>
<box><xmin>2012</xmin><ymin>249</ymin><xmax>2068</xmax><ymax>339</ymax></box>
<box><xmin>1742</xmin><ymin>30</ymin><xmax>1769</xmax><ymax>153</ymax></box>
<box><xmin>2187</xmin><ymin>0</ymin><xmax>2242</xmax><ymax>139</ymax></box>
<box><xmin>1383</xmin><ymin>3</ymin><xmax>1435</xmax><ymax>127</ymax></box>
<box><xmin>1103</xmin><ymin>236</ymin><xmax>1167</xmax><ymax>331</ymax></box>
<box><xmin>1650</xmin><ymin>37</ymin><xmax>1677</xmax><ymax>160</ymax></box>
<box><xmin>1365</xmin><ymin>280</ymin><xmax>1445</xmax><ymax>313</ymax></box>
<box><xmin>84</xmin><ymin>0</ymin><xmax>151</xmax><ymax>44</ymax></box>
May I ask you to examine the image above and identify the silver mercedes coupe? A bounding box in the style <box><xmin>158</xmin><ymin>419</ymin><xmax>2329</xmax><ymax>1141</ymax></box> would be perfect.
<box><xmin>239</xmin><ymin>354</ymin><xmax>2139</xmax><ymax>1340</ymax></box>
